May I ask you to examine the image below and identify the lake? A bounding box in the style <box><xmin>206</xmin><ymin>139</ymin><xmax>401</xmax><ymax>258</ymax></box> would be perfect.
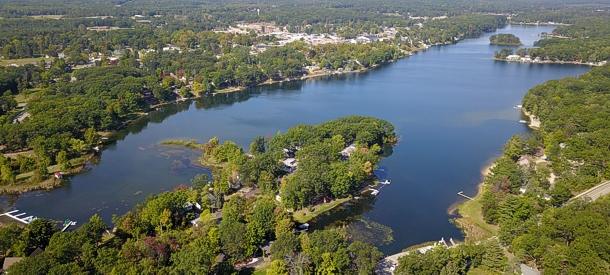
<box><xmin>0</xmin><ymin>25</ymin><xmax>591</xmax><ymax>255</ymax></box>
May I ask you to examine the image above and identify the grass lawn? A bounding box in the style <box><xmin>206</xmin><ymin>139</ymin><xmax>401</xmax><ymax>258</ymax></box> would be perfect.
<box><xmin>0</xmin><ymin>57</ymin><xmax>50</xmax><ymax>67</ymax></box>
<box><xmin>455</xmin><ymin>186</ymin><xmax>498</xmax><ymax>243</ymax></box>
<box><xmin>28</xmin><ymin>15</ymin><xmax>63</xmax><ymax>19</ymax></box>
<box><xmin>293</xmin><ymin>197</ymin><xmax>351</xmax><ymax>223</ymax></box>
<box><xmin>14</xmin><ymin>94</ymin><xmax>27</xmax><ymax>104</ymax></box>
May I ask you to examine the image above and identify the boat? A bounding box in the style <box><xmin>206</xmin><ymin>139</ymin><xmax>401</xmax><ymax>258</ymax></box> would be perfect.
<box><xmin>297</xmin><ymin>223</ymin><xmax>309</xmax><ymax>230</ymax></box>
<box><xmin>379</xmin><ymin>179</ymin><xmax>391</xmax><ymax>185</ymax></box>
<box><xmin>519</xmin><ymin>120</ymin><xmax>527</xmax><ymax>124</ymax></box>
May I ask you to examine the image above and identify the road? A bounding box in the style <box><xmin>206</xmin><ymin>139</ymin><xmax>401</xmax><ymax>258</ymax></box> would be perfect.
<box><xmin>572</xmin><ymin>180</ymin><xmax>610</xmax><ymax>201</ymax></box>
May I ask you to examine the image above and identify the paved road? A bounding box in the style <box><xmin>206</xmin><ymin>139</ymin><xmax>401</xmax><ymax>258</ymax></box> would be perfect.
<box><xmin>572</xmin><ymin>180</ymin><xmax>610</xmax><ymax>201</ymax></box>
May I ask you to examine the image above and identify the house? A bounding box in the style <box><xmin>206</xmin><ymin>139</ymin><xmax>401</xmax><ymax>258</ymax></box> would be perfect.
<box><xmin>517</xmin><ymin>156</ymin><xmax>532</xmax><ymax>166</ymax></box>
<box><xmin>354</xmin><ymin>35</ymin><xmax>378</xmax><ymax>44</ymax></box>
<box><xmin>228</xmin><ymin>174</ymin><xmax>241</xmax><ymax>189</ymax></box>
<box><xmin>29</xmin><ymin>247</ymin><xmax>44</xmax><ymax>258</ymax></box>
<box><xmin>506</xmin><ymin>55</ymin><xmax>521</xmax><ymax>61</ymax></box>
<box><xmin>162</xmin><ymin>45</ymin><xmax>181</xmax><ymax>52</ymax></box>
<box><xmin>282</xmin><ymin>158</ymin><xmax>298</xmax><ymax>169</ymax></box>
<box><xmin>183</xmin><ymin>202</ymin><xmax>194</xmax><ymax>211</ymax></box>
<box><xmin>190</xmin><ymin>215</ymin><xmax>201</xmax><ymax>226</ymax></box>
<box><xmin>2</xmin><ymin>257</ymin><xmax>23</xmax><ymax>271</ymax></box>
<box><xmin>205</xmin><ymin>193</ymin><xmax>217</xmax><ymax>206</ymax></box>
<box><xmin>282</xmin><ymin>148</ymin><xmax>298</xmax><ymax>158</ymax></box>
<box><xmin>341</xmin><ymin>144</ymin><xmax>357</xmax><ymax>157</ymax></box>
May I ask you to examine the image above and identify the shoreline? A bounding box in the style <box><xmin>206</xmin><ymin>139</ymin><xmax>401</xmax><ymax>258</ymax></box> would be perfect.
<box><xmin>110</xmin><ymin>52</ymin><xmax>417</xmax><ymax>131</ymax></box>
<box><xmin>0</xmin><ymin>152</ymin><xmax>96</xmax><ymax>195</ymax></box>
<box><xmin>447</xmin><ymin>160</ymin><xmax>496</xmax><ymax>215</ymax></box>
<box><xmin>450</xmin><ymin>159</ymin><xmax>499</xmax><ymax>243</ymax></box>
<box><xmin>493</xmin><ymin>58</ymin><xmax>604</xmax><ymax>67</ymax></box>
<box><xmin>522</xmin><ymin>108</ymin><xmax>541</xmax><ymax>128</ymax></box>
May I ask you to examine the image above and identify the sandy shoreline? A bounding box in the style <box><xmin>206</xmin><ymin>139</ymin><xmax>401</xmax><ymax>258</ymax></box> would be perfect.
<box><xmin>447</xmin><ymin>159</ymin><xmax>496</xmax><ymax>215</ymax></box>
<box><xmin>522</xmin><ymin>108</ymin><xmax>541</xmax><ymax>128</ymax></box>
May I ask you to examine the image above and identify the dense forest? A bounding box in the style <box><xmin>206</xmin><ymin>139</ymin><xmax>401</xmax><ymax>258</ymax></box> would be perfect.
<box><xmin>499</xmin><ymin>17</ymin><xmax>610</xmax><ymax>63</ymax></box>
<box><xmin>489</xmin><ymin>33</ymin><xmax>522</xmax><ymax>46</ymax></box>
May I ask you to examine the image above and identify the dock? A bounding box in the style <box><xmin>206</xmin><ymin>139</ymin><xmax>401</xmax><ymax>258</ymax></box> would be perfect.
<box><xmin>457</xmin><ymin>191</ymin><xmax>474</xmax><ymax>201</ymax></box>
<box><xmin>61</xmin><ymin>219</ymin><xmax>77</xmax><ymax>232</ymax></box>
<box><xmin>0</xmin><ymin>210</ymin><xmax>37</xmax><ymax>224</ymax></box>
<box><xmin>378</xmin><ymin>179</ymin><xmax>391</xmax><ymax>185</ymax></box>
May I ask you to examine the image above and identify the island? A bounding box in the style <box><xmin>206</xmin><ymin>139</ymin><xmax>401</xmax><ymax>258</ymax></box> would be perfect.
<box><xmin>489</xmin><ymin>33</ymin><xmax>523</xmax><ymax>46</ymax></box>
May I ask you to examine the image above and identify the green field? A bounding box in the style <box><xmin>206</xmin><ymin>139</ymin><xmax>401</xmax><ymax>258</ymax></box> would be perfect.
<box><xmin>0</xmin><ymin>57</ymin><xmax>50</xmax><ymax>67</ymax></box>
<box><xmin>28</xmin><ymin>15</ymin><xmax>63</xmax><ymax>19</ymax></box>
<box><xmin>455</xmin><ymin>185</ymin><xmax>498</xmax><ymax>243</ymax></box>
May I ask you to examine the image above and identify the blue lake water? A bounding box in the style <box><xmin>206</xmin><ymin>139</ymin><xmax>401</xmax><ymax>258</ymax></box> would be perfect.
<box><xmin>0</xmin><ymin>25</ymin><xmax>591</xmax><ymax>254</ymax></box>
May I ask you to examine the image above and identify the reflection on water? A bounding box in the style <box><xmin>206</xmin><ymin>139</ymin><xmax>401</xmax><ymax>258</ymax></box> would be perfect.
<box><xmin>310</xmin><ymin>194</ymin><xmax>377</xmax><ymax>230</ymax></box>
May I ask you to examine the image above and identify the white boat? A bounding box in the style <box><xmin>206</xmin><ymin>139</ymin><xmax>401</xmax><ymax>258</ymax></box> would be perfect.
<box><xmin>519</xmin><ymin>120</ymin><xmax>527</xmax><ymax>124</ymax></box>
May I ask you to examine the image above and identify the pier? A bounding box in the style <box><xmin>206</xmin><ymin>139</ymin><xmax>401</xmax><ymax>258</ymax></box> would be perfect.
<box><xmin>0</xmin><ymin>210</ymin><xmax>37</xmax><ymax>224</ymax></box>
<box><xmin>457</xmin><ymin>191</ymin><xmax>474</xmax><ymax>201</ymax></box>
<box><xmin>378</xmin><ymin>179</ymin><xmax>391</xmax><ymax>185</ymax></box>
<box><xmin>61</xmin><ymin>220</ymin><xmax>77</xmax><ymax>232</ymax></box>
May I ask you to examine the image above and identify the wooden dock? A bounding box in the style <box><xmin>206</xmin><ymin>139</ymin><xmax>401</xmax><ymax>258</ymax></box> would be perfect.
<box><xmin>0</xmin><ymin>210</ymin><xmax>36</xmax><ymax>224</ymax></box>
<box><xmin>457</xmin><ymin>191</ymin><xmax>474</xmax><ymax>201</ymax></box>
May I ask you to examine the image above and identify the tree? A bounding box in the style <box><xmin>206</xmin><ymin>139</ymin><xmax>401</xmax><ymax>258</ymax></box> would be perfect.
<box><xmin>348</xmin><ymin>241</ymin><xmax>383</xmax><ymax>275</ymax></box>
<box><xmin>219</xmin><ymin>218</ymin><xmax>249</xmax><ymax>262</ymax></box>
<box><xmin>56</xmin><ymin>150</ymin><xmax>72</xmax><ymax>172</ymax></box>
<box><xmin>285</xmin><ymin>252</ymin><xmax>311</xmax><ymax>275</ymax></box>
<box><xmin>48</xmin><ymin>262</ymin><xmax>87</xmax><ymax>275</ymax></box>
<box><xmin>7</xmin><ymin>252</ymin><xmax>57</xmax><ymax>275</ymax></box>
<box><xmin>503</xmin><ymin>134</ymin><xmax>524</xmax><ymax>161</ymax></box>
<box><xmin>179</xmin><ymin>86</ymin><xmax>192</xmax><ymax>98</ymax></box>
<box><xmin>84</xmin><ymin>127</ymin><xmax>98</xmax><ymax>146</ymax></box>
<box><xmin>190</xmin><ymin>173</ymin><xmax>209</xmax><ymax>191</ymax></box>
<box><xmin>271</xmin><ymin>233</ymin><xmax>300</xmax><ymax>261</ymax></box>
<box><xmin>158</xmin><ymin>208</ymin><xmax>172</xmax><ymax>233</ymax></box>
<box><xmin>267</xmin><ymin>260</ymin><xmax>289</xmax><ymax>275</ymax></box>
<box><xmin>0</xmin><ymin>223</ymin><xmax>23</xmax><ymax>257</ymax></box>
<box><xmin>317</xmin><ymin>253</ymin><xmax>338</xmax><ymax>275</ymax></box>
<box><xmin>14</xmin><ymin>218</ymin><xmax>55</xmax><ymax>256</ymax></box>
<box><xmin>250</xmin><ymin>136</ymin><xmax>267</xmax><ymax>155</ymax></box>
<box><xmin>170</xmin><ymin>234</ymin><xmax>219</xmax><ymax>275</ymax></box>
<box><xmin>46</xmin><ymin>232</ymin><xmax>83</xmax><ymax>264</ymax></box>
<box><xmin>79</xmin><ymin>214</ymin><xmax>107</xmax><ymax>246</ymax></box>
<box><xmin>481</xmin><ymin>239</ymin><xmax>506</xmax><ymax>271</ymax></box>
